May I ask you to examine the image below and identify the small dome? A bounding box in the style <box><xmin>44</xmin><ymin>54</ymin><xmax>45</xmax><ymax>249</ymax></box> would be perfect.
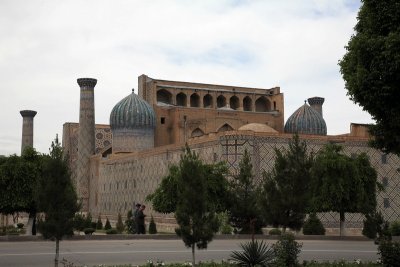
<box><xmin>110</xmin><ymin>90</ymin><xmax>156</xmax><ymax>130</ymax></box>
<box><xmin>284</xmin><ymin>102</ymin><xmax>327</xmax><ymax>135</ymax></box>
<box><xmin>239</xmin><ymin>123</ymin><xmax>278</xmax><ymax>133</ymax></box>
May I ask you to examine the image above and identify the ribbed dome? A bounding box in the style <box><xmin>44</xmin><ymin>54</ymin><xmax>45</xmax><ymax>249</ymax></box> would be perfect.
<box><xmin>110</xmin><ymin>90</ymin><xmax>156</xmax><ymax>130</ymax></box>
<box><xmin>284</xmin><ymin>102</ymin><xmax>327</xmax><ymax>135</ymax></box>
<box><xmin>239</xmin><ymin>123</ymin><xmax>278</xmax><ymax>133</ymax></box>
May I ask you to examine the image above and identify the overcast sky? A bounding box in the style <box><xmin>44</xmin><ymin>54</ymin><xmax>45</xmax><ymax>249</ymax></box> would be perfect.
<box><xmin>0</xmin><ymin>0</ymin><xmax>373</xmax><ymax>156</ymax></box>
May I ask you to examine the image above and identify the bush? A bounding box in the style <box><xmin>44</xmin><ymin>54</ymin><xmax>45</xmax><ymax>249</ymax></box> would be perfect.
<box><xmin>106</xmin><ymin>229</ymin><xmax>118</xmax><ymax>235</ymax></box>
<box><xmin>378</xmin><ymin>241</ymin><xmax>400</xmax><ymax>266</ymax></box>
<box><xmin>96</xmin><ymin>216</ymin><xmax>103</xmax><ymax>230</ymax></box>
<box><xmin>104</xmin><ymin>217</ymin><xmax>112</xmax><ymax>230</ymax></box>
<box><xmin>273</xmin><ymin>232</ymin><xmax>302</xmax><ymax>267</ymax></box>
<box><xmin>125</xmin><ymin>210</ymin><xmax>136</xmax><ymax>234</ymax></box>
<box><xmin>230</xmin><ymin>239</ymin><xmax>275</xmax><ymax>266</ymax></box>
<box><xmin>116</xmin><ymin>213</ymin><xmax>125</xmax><ymax>234</ymax></box>
<box><xmin>303</xmin><ymin>213</ymin><xmax>325</xmax><ymax>235</ymax></box>
<box><xmin>83</xmin><ymin>228</ymin><xmax>95</xmax><ymax>235</ymax></box>
<box><xmin>362</xmin><ymin>211</ymin><xmax>388</xmax><ymax>239</ymax></box>
<box><xmin>390</xmin><ymin>221</ymin><xmax>400</xmax><ymax>236</ymax></box>
<box><xmin>149</xmin><ymin>215</ymin><xmax>157</xmax><ymax>234</ymax></box>
<box><xmin>17</xmin><ymin>223</ymin><xmax>24</xmax><ymax>229</ymax></box>
<box><xmin>269</xmin><ymin>228</ymin><xmax>282</xmax><ymax>235</ymax></box>
<box><xmin>217</xmin><ymin>211</ymin><xmax>233</xmax><ymax>234</ymax></box>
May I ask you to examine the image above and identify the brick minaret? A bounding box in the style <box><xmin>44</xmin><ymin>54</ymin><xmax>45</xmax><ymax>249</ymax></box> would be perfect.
<box><xmin>76</xmin><ymin>78</ymin><xmax>97</xmax><ymax>211</ymax></box>
<box><xmin>20</xmin><ymin>110</ymin><xmax>37</xmax><ymax>155</ymax></box>
<box><xmin>308</xmin><ymin>97</ymin><xmax>325</xmax><ymax>118</ymax></box>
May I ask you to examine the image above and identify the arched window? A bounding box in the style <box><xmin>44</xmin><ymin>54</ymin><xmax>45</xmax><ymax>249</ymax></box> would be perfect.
<box><xmin>176</xmin><ymin>93</ymin><xmax>187</xmax><ymax>107</ymax></box>
<box><xmin>217</xmin><ymin>95</ymin><xmax>226</xmax><ymax>108</ymax></box>
<box><xmin>203</xmin><ymin>94</ymin><xmax>213</xmax><ymax>108</ymax></box>
<box><xmin>255</xmin><ymin>96</ymin><xmax>271</xmax><ymax>112</ymax></box>
<box><xmin>230</xmin><ymin>96</ymin><xmax>240</xmax><ymax>110</ymax></box>
<box><xmin>156</xmin><ymin>89</ymin><xmax>172</xmax><ymax>104</ymax></box>
<box><xmin>217</xmin><ymin>123</ymin><xmax>233</xmax><ymax>132</ymax></box>
<box><xmin>243</xmin><ymin>96</ymin><xmax>252</xmax><ymax>111</ymax></box>
<box><xmin>191</xmin><ymin>128</ymin><xmax>204</xmax><ymax>137</ymax></box>
<box><xmin>190</xmin><ymin>93</ymin><xmax>200</xmax><ymax>107</ymax></box>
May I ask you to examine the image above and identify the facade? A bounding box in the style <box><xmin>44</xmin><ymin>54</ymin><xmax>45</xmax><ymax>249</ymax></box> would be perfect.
<box><xmin>62</xmin><ymin>74</ymin><xmax>400</xmax><ymax>233</ymax></box>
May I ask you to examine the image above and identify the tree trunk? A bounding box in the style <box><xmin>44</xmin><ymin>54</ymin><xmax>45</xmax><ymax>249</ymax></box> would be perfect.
<box><xmin>55</xmin><ymin>238</ymin><xmax>59</xmax><ymax>267</ymax></box>
<box><xmin>339</xmin><ymin>211</ymin><xmax>345</xmax><ymax>237</ymax></box>
<box><xmin>192</xmin><ymin>244</ymin><xmax>195</xmax><ymax>266</ymax></box>
<box><xmin>26</xmin><ymin>212</ymin><xmax>36</xmax><ymax>235</ymax></box>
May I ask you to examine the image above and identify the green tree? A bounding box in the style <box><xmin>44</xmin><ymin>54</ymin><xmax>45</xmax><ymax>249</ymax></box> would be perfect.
<box><xmin>309</xmin><ymin>144</ymin><xmax>379</xmax><ymax>236</ymax></box>
<box><xmin>174</xmin><ymin>146</ymin><xmax>220</xmax><ymax>265</ymax></box>
<box><xmin>125</xmin><ymin>210</ymin><xmax>135</xmax><ymax>233</ymax></box>
<box><xmin>104</xmin><ymin>217</ymin><xmax>111</xmax><ymax>230</ymax></box>
<box><xmin>0</xmin><ymin>147</ymin><xmax>42</xmax><ymax>235</ymax></box>
<box><xmin>96</xmin><ymin>215</ymin><xmax>103</xmax><ymax>230</ymax></box>
<box><xmin>149</xmin><ymin>215</ymin><xmax>157</xmax><ymax>234</ymax></box>
<box><xmin>36</xmin><ymin>136</ymin><xmax>80</xmax><ymax>267</ymax></box>
<box><xmin>116</xmin><ymin>213</ymin><xmax>124</xmax><ymax>233</ymax></box>
<box><xmin>228</xmin><ymin>149</ymin><xmax>262</xmax><ymax>234</ymax></box>
<box><xmin>339</xmin><ymin>0</ymin><xmax>400</xmax><ymax>155</ymax></box>
<box><xmin>260</xmin><ymin>135</ymin><xmax>313</xmax><ymax>231</ymax></box>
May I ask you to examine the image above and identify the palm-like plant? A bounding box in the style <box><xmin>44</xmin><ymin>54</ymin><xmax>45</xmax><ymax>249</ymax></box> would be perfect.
<box><xmin>230</xmin><ymin>240</ymin><xmax>275</xmax><ymax>266</ymax></box>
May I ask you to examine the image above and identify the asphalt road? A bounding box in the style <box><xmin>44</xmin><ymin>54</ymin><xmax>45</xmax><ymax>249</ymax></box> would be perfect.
<box><xmin>0</xmin><ymin>239</ymin><xmax>379</xmax><ymax>267</ymax></box>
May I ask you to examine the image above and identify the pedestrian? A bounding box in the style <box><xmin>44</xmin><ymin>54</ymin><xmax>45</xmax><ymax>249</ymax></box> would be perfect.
<box><xmin>134</xmin><ymin>203</ymin><xmax>141</xmax><ymax>234</ymax></box>
<box><xmin>137</xmin><ymin>205</ymin><xmax>146</xmax><ymax>234</ymax></box>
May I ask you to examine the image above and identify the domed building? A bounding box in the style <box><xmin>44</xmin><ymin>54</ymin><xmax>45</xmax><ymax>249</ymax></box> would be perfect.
<box><xmin>110</xmin><ymin>89</ymin><xmax>156</xmax><ymax>153</ymax></box>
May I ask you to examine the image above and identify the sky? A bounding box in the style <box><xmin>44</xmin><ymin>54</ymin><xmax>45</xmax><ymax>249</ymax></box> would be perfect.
<box><xmin>0</xmin><ymin>0</ymin><xmax>373</xmax><ymax>156</ymax></box>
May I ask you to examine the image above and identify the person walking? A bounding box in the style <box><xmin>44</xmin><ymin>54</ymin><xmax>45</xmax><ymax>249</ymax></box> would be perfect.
<box><xmin>137</xmin><ymin>205</ymin><xmax>146</xmax><ymax>234</ymax></box>
<box><xmin>133</xmin><ymin>203</ymin><xmax>141</xmax><ymax>234</ymax></box>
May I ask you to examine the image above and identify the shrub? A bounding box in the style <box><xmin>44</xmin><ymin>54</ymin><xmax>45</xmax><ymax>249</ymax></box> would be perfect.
<box><xmin>17</xmin><ymin>223</ymin><xmax>24</xmax><ymax>229</ymax></box>
<box><xmin>269</xmin><ymin>228</ymin><xmax>282</xmax><ymax>235</ymax></box>
<box><xmin>362</xmin><ymin>211</ymin><xmax>388</xmax><ymax>239</ymax></box>
<box><xmin>378</xmin><ymin>241</ymin><xmax>400</xmax><ymax>266</ymax></box>
<box><xmin>73</xmin><ymin>213</ymin><xmax>86</xmax><ymax>231</ymax></box>
<box><xmin>149</xmin><ymin>215</ymin><xmax>157</xmax><ymax>234</ymax></box>
<box><xmin>303</xmin><ymin>213</ymin><xmax>325</xmax><ymax>235</ymax></box>
<box><xmin>390</xmin><ymin>221</ymin><xmax>400</xmax><ymax>236</ymax></box>
<box><xmin>104</xmin><ymin>217</ymin><xmax>112</xmax><ymax>230</ymax></box>
<box><xmin>96</xmin><ymin>216</ymin><xmax>103</xmax><ymax>230</ymax></box>
<box><xmin>273</xmin><ymin>232</ymin><xmax>302</xmax><ymax>267</ymax></box>
<box><xmin>83</xmin><ymin>228</ymin><xmax>95</xmax><ymax>235</ymax></box>
<box><xmin>116</xmin><ymin>213</ymin><xmax>125</xmax><ymax>233</ymax></box>
<box><xmin>217</xmin><ymin>211</ymin><xmax>233</xmax><ymax>234</ymax></box>
<box><xmin>106</xmin><ymin>229</ymin><xmax>118</xmax><ymax>235</ymax></box>
<box><xmin>125</xmin><ymin>210</ymin><xmax>136</xmax><ymax>234</ymax></box>
<box><xmin>230</xmin><ymin>239</ymin><xmax>275</xmax><ymax>266</ymax></box>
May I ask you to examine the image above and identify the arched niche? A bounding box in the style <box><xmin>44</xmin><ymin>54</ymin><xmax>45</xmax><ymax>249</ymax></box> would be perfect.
<box><xmin>176</xmin><ymin>92</ymin><xmax>187</xmax><ymax>107</ymax></box>
<box><xmin>191</xmin><ymin>128</ymin><xmax>204</xmax><ymax>137</ymax></box>
<box><xmin>217</xmin><ymin>123</ymin><xmax>234</xmax><ymax>132</ymax></box>
<box><xmin>243</xmin><ymin>96</ymin><xmax>252</xmax><ymax>111</ymax></box>
<box><xmin>230</xmin><ymin>96</ymin><xmax>240</xmax><ymax>110</ymax></box>
<box><xmin>255</xmin><ymin>96</ymin><xmax>271</xmax><ymax>112</ymax></box>
<box><xmin>157</xmin><ymin>89</ymin><xmax>172</xmax><ymax>105</ymax></box>
<box><xmin>190</xmin><ymin>93</ymin><xmax>200</xmax><ymax>107</ymax></box>
<box><xmin>203</xmin><ymin>94</ymin><xmax>213</xmax><ymax>108</ymax></box>
<box><xmin>217</xmin><ymin>95</ymin><xmax>226</xmax><ymax>108</ymax></box>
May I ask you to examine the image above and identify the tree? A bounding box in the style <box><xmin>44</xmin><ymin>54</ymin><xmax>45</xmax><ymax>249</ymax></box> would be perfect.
<box><xmin>228</xmin><ymin>149</ymin><xmax>263</xmax><ymax>234</ymax></box>
<box><xmin>36</xmin><ymin>136</ymin><xmax>80</xmax><ymax>267</ymax></box>
<box><xmin>259</xmin><ymin>135</ymin><xmax>313</xmax><ymax>232</ymax></box>
<box><xmin>309</xmin><ymin>144</ymin><xmax>379</xmax><ymax>236</ymax></box>
<box><xmin>125</xmin><ymin>210</ymin><xmax>135</xmax><ymax>233</ymax></box>
<box><xmin>116</xmin><ymin>213</ymin><xmax>124</xmax><ymax>233</ymax></box>
<box><xmin>339</xmin><ymin>0</ymin><xmax>400</xmax><ymax>155</ymax></box>
<box><xmin>149</xmin><ymin>215</ymin><xmax>157</xmax><ymax>234</ymax></box>
<box><xmin>0</xmin><ymin>147</ymin><xmax>43</xmax><ymax>235</ymax></box>
<box><xmin>96</xmin><ymin>215</ymin><xmax>103</xmax><ymax>230</ymax></box>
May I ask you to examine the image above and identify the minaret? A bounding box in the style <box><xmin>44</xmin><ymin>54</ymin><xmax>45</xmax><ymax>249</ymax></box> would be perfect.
<box><xmin>76</xmin><ymin>78</ymin><xmax>97</xmax><ymax>211</ymax></box>
<box><xmin>20</xmin><ymin>110</ymin><xmax>37</xmax><ymax>154</ymax></box>
<box><xmin>308</xmin><ymin>97</ymin><xmax>325</xmax><ymax>118</ymax></box>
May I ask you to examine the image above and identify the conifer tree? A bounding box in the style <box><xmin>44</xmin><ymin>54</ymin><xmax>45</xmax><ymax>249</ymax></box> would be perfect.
<box><xmin>104</xmin><ymin>217</ymin><xmax>111</xmax><ymax>230</ymax></box>
<box><xmin>116</xmin><ymin>213</ymin><xmax>124</xmax><ymax>233</ymax></box>
<box><xmin>96</xmin><ymin>215</ymin><xmax>103</xmax><ymax>230</ymax></box>
<box><xmin>149</xmin><ymin>215</ymin><xmax>157</xmax><ymax>234</ymax></box>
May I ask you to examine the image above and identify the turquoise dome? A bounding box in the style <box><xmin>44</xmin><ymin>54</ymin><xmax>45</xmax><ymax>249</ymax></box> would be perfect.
<box><xmin>284</xmin><ymin>102</ymin><xmax>327</xmax><ymax>135</ymax></box>
<box><xmin>110</xmin><ymin>89</ymin><xmax>156</xmax><ymax>130</ymax></box>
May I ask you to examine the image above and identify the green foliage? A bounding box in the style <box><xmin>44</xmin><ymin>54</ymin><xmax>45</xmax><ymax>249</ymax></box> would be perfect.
<box><xmin>269</xmin><ymin>228</ymin><xmax>282</xmax><ymax>235</ymax></box>
<box><xmin>362</xmin><ymin>211</ymin><xmax>389</xmax><ymax>239</ymax></box>
<box><xmin>302</xmin><ymin>213</ymin><xmax>325</xmax><ymax>235</ymax></box>
<box><xmin>378</xmin><ymin>241</ymin><xmax>400</xmax><ymax>266</ymax></box>
<box><xmin>339</xmin><ymin>0</ymin><xmax>400</xmax><ymax>155</ymax></box>
<box><xmin>116</xmin><ymin>213</ymin><xmax>124</xmax><ymax>234</ymax></box>
<box><xmin>125</xmin><ymin>210</ymin><xmax>136</xmax><ymax>234</ymax></box>
<box><xmin>260</xmin><ymin>134</ymin><xmax>313</xmax><ymax>231</ymax></box>
<box><xmin>149</xmin><ymin>215</ymin><xmax>157</xmax><ymax>234</ymax></box>
<box><xmin>273</xmin><ymin>232</ymin><xmax>302</xmax><ymax>267</ymax></box>
<box><xmin>390</xmin><ymin>221</ymin><xmax>400</xmax><ymax>236</ymax></box>
<box><xmin>73</xmin><ymin>213</ymin><xmax>92</xmax><ymax>231</ymax></box>
<box><xmin>17</xmin><ymin>223</ymin><xmax>24</xmax><ymax>229</ymax></box>
<box><xmin>36</xmin><ymin>137</ymin><xmax>80</xmax><ymax>241</ymax></box>
<box><xmin>83</xmin><ymin>228</ymin><xmax>95</xmax><ymax>235</ymax></box>
<box><xmin>106</xmin><ymin>228</ymin><xmax>118</xmax><ymax>235</ymax></box>
<box><xmin>216</xmin><ymin>211</ymin><xmax>233</xmax><ymax>234</ymax></box>
<box><xmin>230</xmin><ymin>240</ymin><xmax>275</xmax><ymax>266</ymax></box>
<box><xmin>96</xmin><ymin>216</ymin><xmax>103</xmax><ymax>230</ymax></box>
<box><xmin>104</xmin><ymin>217</ymin><xmax>112</xmax><ymax>230</ymax></box>
<box><xmin>228</xmin><ymin>149</ymin><xmax>263</xmax><ymax>234</ymax></box>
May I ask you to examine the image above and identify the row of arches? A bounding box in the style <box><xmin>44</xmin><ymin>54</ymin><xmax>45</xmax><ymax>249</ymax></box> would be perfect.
<box><xmin>190</xmin><ymin>123</ymin><xmax>234</xmax><ymax>138</ymax></box>
<box><xmin>157</xmin><ymin>89</ymin><xmax>276</xmax><ymax>112</ymax></box>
